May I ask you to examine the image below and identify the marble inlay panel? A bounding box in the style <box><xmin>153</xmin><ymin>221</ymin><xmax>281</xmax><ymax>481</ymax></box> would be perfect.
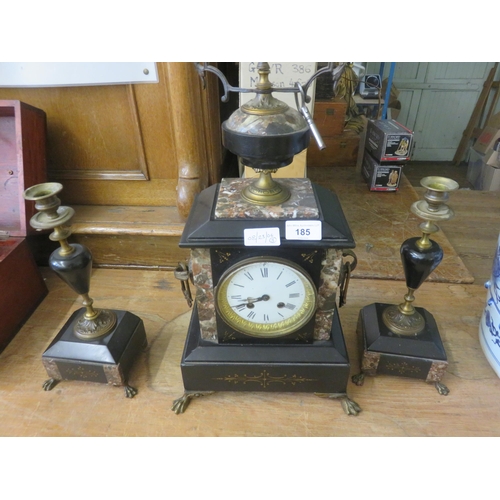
<box><xmin>214</xmin><ymin>178</ymin><xmax>319</xmax><ymax>220</ymax></box>
<box><xmin>314</xmin><ymin>249</ymin><xmax>343</xmax><ymax>340</ymax></box>
<box><xmin>361</xmin><ymin>351</ymin><xmax>381</xmax><ymax>376</ymax></box>
<box><xmin>427</xmin><ymin>361</ymin><xmax>448</xmax><ymax>382</ymax></box>
<box><xmin>190</xmin><ymin>248</ymin><xmax>217</xmax><ymax>342</ymax></box>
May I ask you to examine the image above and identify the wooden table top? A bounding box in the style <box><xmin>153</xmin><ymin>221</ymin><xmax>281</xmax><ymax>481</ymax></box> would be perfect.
<box><xmin>308</xmin><ymin>167</ymin><xmax>476</xmax><ymax>284</ymax></box>
<box><xmin>0</xmin><ymin>265</ymin><xmax>498</xmax><ymax>437</ymax></box>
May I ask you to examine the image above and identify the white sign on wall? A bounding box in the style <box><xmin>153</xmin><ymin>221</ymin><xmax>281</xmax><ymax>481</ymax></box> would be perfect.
<box><xmin>0</xmin><ymin>62</ymin><xmax>158</xmax><ymax>87</ymax></box>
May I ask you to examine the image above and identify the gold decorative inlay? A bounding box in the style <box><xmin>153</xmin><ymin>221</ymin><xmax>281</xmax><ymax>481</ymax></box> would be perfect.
<box><xmin>214</xmin><ymin>370</ymin><xmax>317</xmax><ymax>388</ymax></box>
<box><xmin>62</xmin><ymin>365</ymin><xmax>103</xmax><ymax>380</ymax></box>
<box><xmin>222</xmin><ymin>331</ymin><xmax>236</xmax><ymax>342</ymax></box>
<box><xmin>294</xmin><ymin>332</ymin><xmax>309</xmax><ymax>342</ymax></box>
<box><xmin>215</xmin><ymin>250</ymin><xmax>232</xmax><ymax>264</ymax></box>
<box><xmin>385</xmin><ymin>362</ymin><xmax>422</xmax><ymax>375</ymax></box>
<box><xmin>301</xmin><ymin>251</ymin><xmax>318</xmax><ymax>264</ymax></box>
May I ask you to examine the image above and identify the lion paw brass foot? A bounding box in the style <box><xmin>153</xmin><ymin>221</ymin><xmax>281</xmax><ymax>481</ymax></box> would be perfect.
<box><xmin>171</xmin><ymin>391</ymin><xmax>216</xmax><ymax>414</ymax></box>
<box><xmin>124</xmin><ymin>385</ymin><xmax>138</xmax><ymax>398</ymax></box>
<box><xmin>435</xmin><ymin>381</ymin><xmax>449</xmax><ymax>396</ymax></box>
<box><xmin>341</xmin><ymin>397</ymin><xmax>362</xmax><ymax>416</ymax></box>
<box><xmin>315</xmin><ymin>393</ymin><xmax>362</xmax><ymax>416</ymax></box>
<box><xmin>42</xmin><ymin>378</ymin><xmax>59</xmax><ymax>391</ymax></box>
<box><xmin>351</xmin><ymin>373</ymin><xmax>365</xmax><ymax>386</ymax></box>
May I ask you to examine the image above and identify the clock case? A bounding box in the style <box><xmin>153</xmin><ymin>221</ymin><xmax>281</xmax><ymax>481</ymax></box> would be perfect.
<box><xmin>176</xmin><ymin>178</ymin><xmax>358</xmax><ymax>409</ymax></box>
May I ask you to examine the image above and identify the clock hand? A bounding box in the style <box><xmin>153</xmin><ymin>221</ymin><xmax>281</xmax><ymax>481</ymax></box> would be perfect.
<box><xmin>233</xmin><ymin>294</ymin><xmax>270</xmax><ymax>306</ymax></box>
<box><xmin>245</xmin><ymin>294</ymin><xmax>270</xmax><ymax>304</ymax></box>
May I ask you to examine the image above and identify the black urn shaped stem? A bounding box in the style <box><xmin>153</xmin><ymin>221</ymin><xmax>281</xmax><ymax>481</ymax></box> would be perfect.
<box><xmin>382</xmin><ymin>176</ymin><xmax>459</xmax><ymax>336</ymax></box>
<box><xmin>23</xmin><ymin>182</ymin><xmax>116</xmax><ymax>339</ymax></box>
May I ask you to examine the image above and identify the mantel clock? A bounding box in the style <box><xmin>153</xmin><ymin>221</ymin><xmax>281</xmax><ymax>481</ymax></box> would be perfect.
<box><xmin>173</xmin><ymin>63</ymin><xmax>360</xmax><ymax>415</ymax></box>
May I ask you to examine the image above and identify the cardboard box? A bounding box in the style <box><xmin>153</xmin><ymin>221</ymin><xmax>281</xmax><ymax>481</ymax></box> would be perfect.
<box><xmin>467</xmin><ymin>147</ymin><xmax>500</xmax><ymax>191</ymax></box>
<box><xmin>472</xmin><ymin>125</ymin><xmax>500</xmax><ymax>166</ymax></box>
<box><xmin>362</xmin><ymin>150</ymin><xmax>403</xmax><ymax>191</ymax></box>
<box><xmin>365</xmin><ymin>119</ymin><xmax>413</xmax><ymax>163</ymax></box>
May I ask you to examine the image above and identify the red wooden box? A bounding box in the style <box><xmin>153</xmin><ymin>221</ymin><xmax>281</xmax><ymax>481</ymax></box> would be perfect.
<box><xmin>0</xmin><ymin>100</ymin><xmax>48</xmax><ymax>352</ymax></box>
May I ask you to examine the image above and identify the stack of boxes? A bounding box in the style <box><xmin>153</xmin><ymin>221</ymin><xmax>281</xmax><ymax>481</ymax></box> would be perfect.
<box><xmin>361</xmin><ymin>119</ymin><xmax>414</xmax><ymax>191</ymax></box>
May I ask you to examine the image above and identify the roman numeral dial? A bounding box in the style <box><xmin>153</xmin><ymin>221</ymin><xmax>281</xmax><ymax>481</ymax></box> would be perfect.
<box><xmin>215</xmin><ymin>257</ymin><xmax>317</xmax><ymax>338</ymax></box>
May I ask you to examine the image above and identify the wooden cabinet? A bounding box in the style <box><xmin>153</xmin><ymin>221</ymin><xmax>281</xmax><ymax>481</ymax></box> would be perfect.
<box><xmin>0</xmin><ymin>64</ymin><xmax>223</xmax><ymax>268</ymax></box>
<box><xmin>0</xmin><ymin>100</ymin><xmax>48</xmax><ymax>351</ymax></box>
<box><xmin>0</xmin><ymin>63</ymin><xmax>221</xmax><ymax>217</ymax></box>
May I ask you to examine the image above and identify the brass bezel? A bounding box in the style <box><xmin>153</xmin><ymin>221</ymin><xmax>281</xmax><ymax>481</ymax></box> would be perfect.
<box><xmin>215</xmin><ymin>256</ymin><xmax>317</xmax><ymax>338</ymax></box>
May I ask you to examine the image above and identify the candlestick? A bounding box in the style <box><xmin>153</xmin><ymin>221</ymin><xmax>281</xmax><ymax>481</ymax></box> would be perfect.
<box><xmin>353</xmin><ymin>176</ymin><xmax>459</xmax><ymax>395</ymax></box>
<box><xmin>24</xmin><ymin>182</ymin><xmax>147</xmax><ymax>397</ymax></box>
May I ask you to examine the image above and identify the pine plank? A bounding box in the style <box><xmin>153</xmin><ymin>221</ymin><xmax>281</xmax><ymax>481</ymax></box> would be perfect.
<box><xmin>0</xmin><ymin>268</ymin><xmax>498</xmax><ymax>437</ymax></box>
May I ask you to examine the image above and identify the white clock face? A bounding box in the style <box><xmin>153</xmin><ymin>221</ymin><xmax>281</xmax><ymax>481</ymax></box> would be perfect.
<box><xmin>215</xmin><ymin>257</ymin><xmax>317</xmax><ymax>337</ymax></box>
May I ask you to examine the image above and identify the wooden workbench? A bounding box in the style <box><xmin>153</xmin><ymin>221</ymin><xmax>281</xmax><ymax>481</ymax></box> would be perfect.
<box><xmin>0</xmin><ymin>268</ymin><xmax>497</xmax><ymax>437</ymax></box>
<box><xmin>0</xmin><ymin>171</ymin><xmax>499</xmax><ymax>437</ymax></box>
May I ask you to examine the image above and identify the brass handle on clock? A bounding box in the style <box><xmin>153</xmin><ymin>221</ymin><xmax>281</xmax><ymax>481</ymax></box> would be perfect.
<box><xmin>174</xmin><ymin>262</ymin><xmax>193</xmax><ymax>308</ymax></box>
<box><xmin>339</xmin><ymin>250</ymin><xmax>357</xmax><ymax>308</ymax></box>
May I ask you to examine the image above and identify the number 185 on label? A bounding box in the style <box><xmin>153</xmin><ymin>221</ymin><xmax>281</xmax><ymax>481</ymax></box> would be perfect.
<box><xmin>285</xmin><ymin>220</ymin><xmax>322</xmax><ymax>241</ymax></box>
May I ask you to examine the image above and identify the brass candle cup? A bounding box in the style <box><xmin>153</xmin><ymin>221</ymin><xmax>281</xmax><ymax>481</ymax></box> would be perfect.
<box><xmin>23</xmin><ymin>182</ymin><xmax>116</xmax><ymax>339</ymax></box>
<box><xmin>383</xmin><ymin>176</ymin><xmax>459</xmax><ymax>336</ymax></box>
<box><xmin>353</xmin><ymin>176</ymin><xmax>459</xmax><ymax>396</ymax></box>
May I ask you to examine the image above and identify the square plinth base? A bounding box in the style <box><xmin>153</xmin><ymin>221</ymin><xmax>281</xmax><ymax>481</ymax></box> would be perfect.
<box><xmin>179</xmin><ymin>304</ymin><xmax>351</xmax><ymax>395</ymax></box>
<box><xmin>356</xmin><ymin>303</ymin><xmax>448</xmax><ymax>383</ymax></box>
<box><xmin>42</xmin><ymin>308</ymin><xmax>146</xmax><ymax>390</ymax></box>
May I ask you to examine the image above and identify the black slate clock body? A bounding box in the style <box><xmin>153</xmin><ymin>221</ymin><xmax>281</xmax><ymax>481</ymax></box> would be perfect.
<box><xmin>173</xmin><ymin>178</ymin><xmax>359</xmax><ymax>413</ymax></box>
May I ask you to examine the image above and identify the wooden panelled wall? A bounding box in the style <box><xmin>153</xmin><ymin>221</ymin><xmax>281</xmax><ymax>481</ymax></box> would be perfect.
<box><xmin>0</xmin><ymin>63</ymin><xmax>222</xmax><ymax>219</ymax></box>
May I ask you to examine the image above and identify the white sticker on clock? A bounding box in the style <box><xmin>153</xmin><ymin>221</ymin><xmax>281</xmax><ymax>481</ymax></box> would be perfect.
<box><xmin>285</xmin><ymin>220</ymin><xmax>322</xmax><ymax>240</ymax></box>
<box><xmin>244</xmin><ymin>227</ymin><xmax>281</xmax><ymax>246</ymax></box>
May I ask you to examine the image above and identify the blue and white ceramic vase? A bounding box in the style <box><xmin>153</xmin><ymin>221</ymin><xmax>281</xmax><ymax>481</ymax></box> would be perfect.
<box><xmin>479</xmin><ymin>233</ymin><xmax>500</xmax><ymax>377</ymax></box>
